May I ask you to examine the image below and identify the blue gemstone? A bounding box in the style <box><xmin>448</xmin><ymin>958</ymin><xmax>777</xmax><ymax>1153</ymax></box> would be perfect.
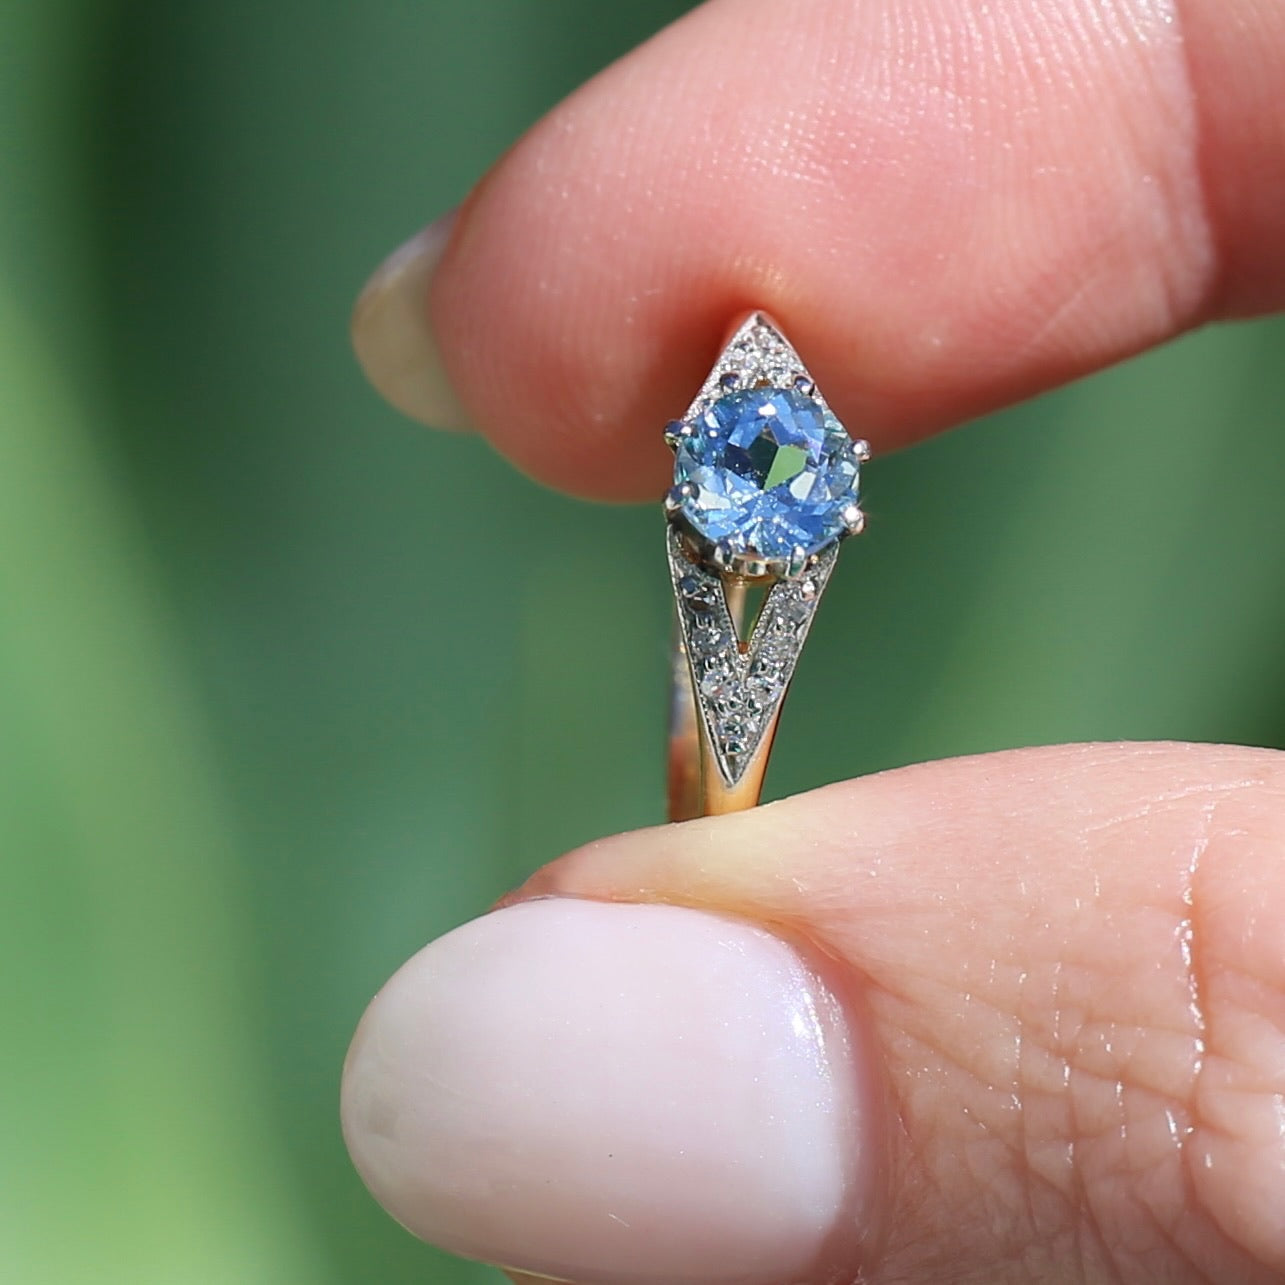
<box><xmin>672</xmin><ymin>388</ymin><xmax>860</xmax><ymax>562</ymax></box>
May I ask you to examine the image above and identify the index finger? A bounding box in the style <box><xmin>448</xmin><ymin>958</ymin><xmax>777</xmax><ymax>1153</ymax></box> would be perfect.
<box><xmin>353</xmin><ymin>0</ymin><xmax>1285</xmax><ymax>500</ymax></box>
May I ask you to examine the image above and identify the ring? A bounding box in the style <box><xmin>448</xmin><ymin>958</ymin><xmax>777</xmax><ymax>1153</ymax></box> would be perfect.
<box><xmin>664</xmin><ymin>311</ymin><xmax>869</xmax><ymax>820</ymax></box>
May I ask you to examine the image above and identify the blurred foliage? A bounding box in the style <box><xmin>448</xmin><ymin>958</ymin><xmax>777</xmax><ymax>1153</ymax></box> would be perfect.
<box><xmin>2</xmin><ymin>0</ymin><xmax>1283</xmax><ymax>1282</ymax></box>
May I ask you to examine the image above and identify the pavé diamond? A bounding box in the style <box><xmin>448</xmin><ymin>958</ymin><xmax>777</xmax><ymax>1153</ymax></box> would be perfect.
<box><xmin>671</xmin><ymin>387</ymin><xmax>860</xmax><ymax>564</ymax></box>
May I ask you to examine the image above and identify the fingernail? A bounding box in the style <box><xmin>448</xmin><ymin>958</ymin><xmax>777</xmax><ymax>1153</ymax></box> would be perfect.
<box><xmin>350</xmin><ymin>214</ymin><xmax>471</xmax><ymax>430</ymax></box>
<box><xmin>341</xmin><ymin>898</ymin><xmax>873</xmax><ymax>1285</ymax></box>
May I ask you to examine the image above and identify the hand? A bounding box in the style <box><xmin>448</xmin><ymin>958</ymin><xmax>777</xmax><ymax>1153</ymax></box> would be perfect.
<box><xmin>342</xmin><ymin>1</ymin><xmax>1285</xmax><ymax>1281</ymax></box>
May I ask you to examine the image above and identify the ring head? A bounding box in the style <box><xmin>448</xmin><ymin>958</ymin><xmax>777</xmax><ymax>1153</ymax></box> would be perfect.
<box><xmin>663</xmin><ymin>314</ymin><xmax>866</xmax><ymax>578</ymax></box>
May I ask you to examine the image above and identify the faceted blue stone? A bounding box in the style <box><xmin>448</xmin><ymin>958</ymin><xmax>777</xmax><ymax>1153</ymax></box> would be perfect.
<box><xmin>672</xmin><ymin>388</ymin><xmax>860</xmax><ymax>562</ymax></box>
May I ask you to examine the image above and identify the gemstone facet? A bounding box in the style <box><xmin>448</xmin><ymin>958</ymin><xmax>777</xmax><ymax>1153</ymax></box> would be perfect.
<box><xmin>671</xmin><ymin>387</ymin><xmax>861</xmax><ymax>566</ymax></box>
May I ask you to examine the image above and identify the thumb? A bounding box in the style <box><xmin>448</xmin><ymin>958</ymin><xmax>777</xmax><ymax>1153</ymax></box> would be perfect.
<box><xmin>341</xmin><ymin>742</ymin><xmax>1285</xmax><ymax>1283</ymax></box>
<box><xmin>343</xmin><ymin>899</ymin><xmax>872</xmax><ymax>1283</ymax></box>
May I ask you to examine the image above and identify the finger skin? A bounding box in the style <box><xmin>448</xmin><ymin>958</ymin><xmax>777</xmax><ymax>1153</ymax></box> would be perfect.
<box><xmin>426</xmin><ymin>0</ymin><xmax>1285</xmax><ymax>500</ymax></box>
<box><xmin>517</xmin><ymin>742</ymin><xmax>1285</xmax><ymax>1283</ymax></box>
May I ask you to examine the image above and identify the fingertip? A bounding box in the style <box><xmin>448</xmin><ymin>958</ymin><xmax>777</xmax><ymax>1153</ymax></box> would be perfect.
<box><xmin>341</xmin><ymin>897</ymin><xmax>879</xmax><ymax>1284</ymax></box>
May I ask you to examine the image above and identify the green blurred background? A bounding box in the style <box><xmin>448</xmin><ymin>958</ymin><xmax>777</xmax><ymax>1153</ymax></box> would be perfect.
<box><xmin>3</xmin><ymin>0</ymin><xmax>1284</xmax><ymax>1281</ymax></box>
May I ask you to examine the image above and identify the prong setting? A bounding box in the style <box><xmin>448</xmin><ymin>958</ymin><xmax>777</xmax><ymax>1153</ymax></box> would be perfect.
<box><xmin>841</xmin><ymin>504</ymin><xmax>866</xmax><ymax>537</ymax></box>
<box><xmin>664</xmin><ymin>482</ymin><xmax>698</xmax><ymax>517</ymax></box>
<box><xmin>664</xmin><ymin>419</ymin><xmax>695</xmax><ymax>452</ymax></box>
